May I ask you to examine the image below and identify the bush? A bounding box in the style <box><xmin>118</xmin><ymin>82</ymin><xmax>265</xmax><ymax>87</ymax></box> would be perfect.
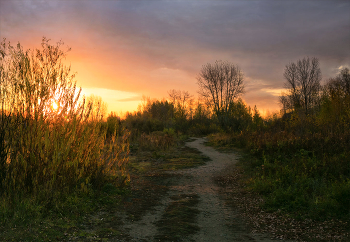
<box><xmin>106</xmin><ymin>112</ymin><xmax>121</xmax><ymax>139</ymax></box>
<box><xmin>138</xmin><ymin>131</ymin><xmax>175</xmax><ymax>151</ymax></box>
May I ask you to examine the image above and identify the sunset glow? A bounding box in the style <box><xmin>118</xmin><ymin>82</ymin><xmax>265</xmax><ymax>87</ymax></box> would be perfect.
<box><xmin>52</xmin><ymin>101</ymin><xmax>58</xmax><ymax>111</ymax></box>
<box><xmin>1</xmin><ymin>2</ymin><xmax>349</xmax><ymax>238</ymax></box>
<box><xmin>1</xmin><ymin>1</ymin><xmax>349</xmax><ymax>115</ymax></box>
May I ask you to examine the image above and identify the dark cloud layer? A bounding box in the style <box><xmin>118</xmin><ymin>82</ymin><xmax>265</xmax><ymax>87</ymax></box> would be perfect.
<box><xmin>1</xmin><ymin>0</ymin><xmax>349</xmax><ymax>112</ymax></box>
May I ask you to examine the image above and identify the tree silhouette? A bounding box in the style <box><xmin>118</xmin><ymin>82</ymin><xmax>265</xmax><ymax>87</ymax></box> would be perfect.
<box><xmin>280</xmin><ymin>57</ymin><xmax>322</xmax><ymax>115</ymax></box>
<box><xmin>197</xmin><ymin>60</ymin><xmax>244</xmax><ymax>127</ymax></box>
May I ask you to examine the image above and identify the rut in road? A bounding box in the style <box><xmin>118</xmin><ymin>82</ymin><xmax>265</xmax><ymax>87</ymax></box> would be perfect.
<box><xmin>124</xmin><ymin>137</ymin><xmax>275</xmax><ymax>241</ymax></box>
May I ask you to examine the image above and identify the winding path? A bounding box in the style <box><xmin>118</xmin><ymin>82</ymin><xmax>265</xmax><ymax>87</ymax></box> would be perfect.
<box><xmin>124</xmin><ymin>137</ymin><xmax>275</xmax><ymax>241</ymax></box>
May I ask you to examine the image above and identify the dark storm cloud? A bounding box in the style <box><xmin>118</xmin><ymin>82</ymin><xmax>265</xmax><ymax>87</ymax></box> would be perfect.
<box><xmin>1</xmin><ymin>0</ymin><xmax>349</xmax><ymax>112</ymax></box>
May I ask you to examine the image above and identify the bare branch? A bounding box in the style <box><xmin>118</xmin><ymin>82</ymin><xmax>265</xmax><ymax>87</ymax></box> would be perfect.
<box><xmin>197</xmin><ymin>60</ymin><xmax>244</xmax><ymax>126</ymax></box>
<box><xmin>280</xmin><ymin>57</ymin><xmax>321</xmax><ymax>114</ymax></box>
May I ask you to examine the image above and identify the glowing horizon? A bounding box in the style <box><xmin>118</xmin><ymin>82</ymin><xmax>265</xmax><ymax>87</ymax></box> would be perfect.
<box><xmin>80</xmin><ymin>87</ymin><xmax>141</xmax><ymax>115</ymax></box>
<box><xmin>1</xmin><ymin>1</ymin><xmax>349</xmax><ymax>116</ymax></box>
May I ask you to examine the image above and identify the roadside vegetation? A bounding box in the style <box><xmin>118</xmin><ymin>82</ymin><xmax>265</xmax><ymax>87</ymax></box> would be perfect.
<box><xmin>1</xmin><ymin>37</ymin><xmax>348</xmax><ymax>240</ymax></box>
<box><xmin>207</xmin><ymin>60</ymin><xmax>350</xmax><ymax>223</ymax></box>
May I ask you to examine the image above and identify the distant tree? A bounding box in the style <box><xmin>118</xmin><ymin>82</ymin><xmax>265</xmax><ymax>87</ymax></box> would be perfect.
<box><xmin>190</xmin><ymin>99</ymin><xmax>217</xmax><ymax>135</ymax></box>
<box><xmin>320</xmin><ymin>67</ymin><xmax>350</xmax><ymax>126</ymax></box>
<box><xmin>148</xmin><ymin>99</ymin><xmax>174</xmax><ymax>122</ymax></box>
<box><xmin>137</xmin><ymin>95</ymin><xmax>151</xmax><ymax>114</ymax></box>
<box><xmin>251</xmin><ymin>105</ymin><xmax>264</xmax><ymax>131</ymax></box>
<box><xmin>197</xmin><ymin>60</ymin><xmax>244</xmax><ymax>127</ymax></box>
<box><xmin>226</xmin><ymin>98</ymin><xmax>252</xmax><ymax>131</ymax></box>
<box><xmin>280</xmin><ymin>57</ymin><xmax>322</xmax><ymax>115</ymax></box>
<box><xmin>85</xmin><ymin>94</ymin><xmax>108</xmax><ymax>121</ymax></box>
<box><xmin>168</xmin><ymin>89</ymin><xmax>194</xmax><ymax>119</ymax></box>
<box><xmin>192</xmin><ymin>98</ymin><xmax>211</xmax><ymax>121</ymax></box>
<box><xmin>326</xmin><ymin>67</ymin><xmax>350</xmax><ymax>99</ymax></box>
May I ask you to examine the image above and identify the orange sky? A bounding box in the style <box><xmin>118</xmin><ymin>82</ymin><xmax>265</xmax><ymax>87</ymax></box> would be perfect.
<box><xmin>1</xmin><ymin>1</ymin><xmax>349</xmax><ymax>116</ymax></box>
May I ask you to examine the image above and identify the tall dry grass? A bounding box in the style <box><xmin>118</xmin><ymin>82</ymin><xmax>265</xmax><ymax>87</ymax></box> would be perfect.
<box><xmin>138</xmin><ymin>131</ymin><xmax>175</xmax><ymax>151</ymax></box>
<box><xmin>0</xmin><ymin>38</ymin><xmax>129</xmax><ymax>210</ymax></box>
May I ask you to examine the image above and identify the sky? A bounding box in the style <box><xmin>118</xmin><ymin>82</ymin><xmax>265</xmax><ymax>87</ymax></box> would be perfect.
<box><xmin>1</xmin><ymin>0</ymin><xmax>349</xmax><ymax>116</ymax></box>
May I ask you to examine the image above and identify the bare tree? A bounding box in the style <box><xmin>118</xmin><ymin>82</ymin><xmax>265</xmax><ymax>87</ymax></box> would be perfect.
<box><xmin>327</xmin><ymin>67</ymin><xmax>350</xmax><ymax>98</ymax></box>
<box><xmin>280</xmin><ymin>57</ymin><xmax>322</xmax><ymax>114</ymax></box>
<box><xmin>197</xmin><ymin>60</ymin><xmax>244</xmax><ymax>126</ymax></box>
<box><xmin>168</xmin><ymin>89</ymin><xmax>194</xmax><ymax>119</ymax></box>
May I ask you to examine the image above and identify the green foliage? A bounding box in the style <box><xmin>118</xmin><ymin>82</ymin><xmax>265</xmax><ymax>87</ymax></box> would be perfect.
<box><xmin>225</xmin><ymin>98</ymin><xmax>253</xmax><ymax>132</ymax></box>
<box><xmin>123</xmin><ymin>98</ymin><xmax>175</xmax><ymax>140</ymax></box>
<box><xmin>214</xmin><ymin>127</ymin><xmax>350</xmax><ymax>221</ymax></box>
<box><xmin>0</xmin><ymin>185</ymin><xmax>126</xmax><ymax>241</ymax></box>
<box><xmin>216</xmin><ymin>117</ymin><xmax>349</xmax><ymax>220</ymax></box>
<box><xmin>163</xmin><ymin>127</ymin><xmax>175</xmax><ymax>136</ymax></box>
<box><xmin>123</xmin><ymin>95</ymin><xmax>219</xmax><ymax>137</ymax></box>
<box><xmin>188</xmin><ymin>101</ymin><xmax>219</xmax><ymax>135</ymax></box>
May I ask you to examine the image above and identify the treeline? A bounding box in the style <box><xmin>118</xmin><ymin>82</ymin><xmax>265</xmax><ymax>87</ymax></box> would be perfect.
<box><xmin>120</xmin><ymin>95</ymin><xmax>265</xmax><ymax>139</ymax></box>
<box><xmin>110</xmin><ymin>57</ymin><xmax>350</xmax><ymax>221</ymax></box>
<box><xmin>123</xmin><ymin>92</ymin><xmax>215</xmax><ymax>137</ymax></box>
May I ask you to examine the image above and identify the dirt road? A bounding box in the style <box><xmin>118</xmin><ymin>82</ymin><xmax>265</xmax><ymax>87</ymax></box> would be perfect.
<box><xmin>123</xmin><ymin>137</ymin><xmax>275</xmax><ymax>241</ymax></box>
